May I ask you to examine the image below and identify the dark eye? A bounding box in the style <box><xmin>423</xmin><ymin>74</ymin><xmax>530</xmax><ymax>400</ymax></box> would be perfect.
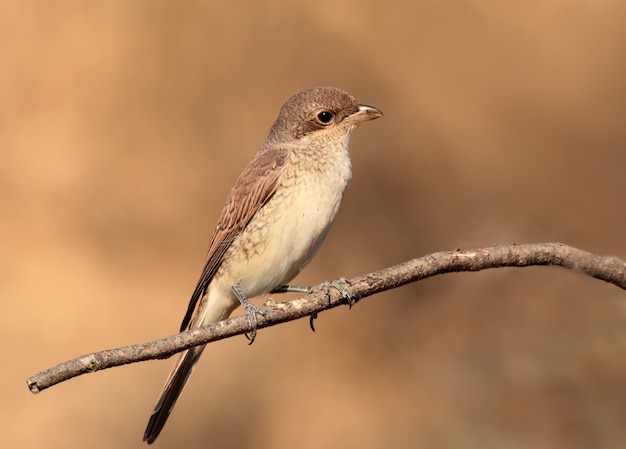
<box><xmin>316</xmin><ymin>110</ymin><xmax>334</xmax><ymax>124</ymax></box>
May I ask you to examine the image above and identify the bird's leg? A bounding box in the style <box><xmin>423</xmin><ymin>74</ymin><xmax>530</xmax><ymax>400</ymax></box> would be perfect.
<box><xmin>271</xmin><ymin>279</ymin><xmax>353</xmax><ymax>332</ymax></box>
<box><xmin>273</xmin><ymin>277</ymin><xmax>354</xmax><ymax>307</ymax></box>
<box><xmin>271</xmin><ymin>285</ymin><xmax>313</xmax><ymax>294</ymax></box>
<box><xmin>231</xmin><ymin>283</ymin><xmax>271</xmax><ymax>345</ymax></box>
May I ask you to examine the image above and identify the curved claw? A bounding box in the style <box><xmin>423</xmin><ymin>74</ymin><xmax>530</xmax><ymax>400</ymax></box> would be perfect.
<box><xmin>309</xmin><ymin>313</ymin><xmax>318</xmax><ymax>332</ymax></box>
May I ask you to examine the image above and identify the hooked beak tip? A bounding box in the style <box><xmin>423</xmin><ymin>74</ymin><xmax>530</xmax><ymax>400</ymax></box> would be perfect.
<box><xmin>348</xmin><ymin>104</ymin><xmax>383</xmax><ymax>124</ymax></box>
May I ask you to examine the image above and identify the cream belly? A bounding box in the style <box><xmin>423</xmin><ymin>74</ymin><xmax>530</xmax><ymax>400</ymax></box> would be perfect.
<box><xmin>214</xmin><ymin>148</ymin><xmax>352</xmax><ymax>302</ymax></box>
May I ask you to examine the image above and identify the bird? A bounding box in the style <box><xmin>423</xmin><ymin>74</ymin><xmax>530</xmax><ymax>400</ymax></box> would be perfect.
<box><xmin>143</xmin><ymin>86</ymin><xmax>382</xmax><ymax>443</ymax></box>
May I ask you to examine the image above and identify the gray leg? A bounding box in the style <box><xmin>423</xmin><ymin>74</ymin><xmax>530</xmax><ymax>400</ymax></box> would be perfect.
<box><xmin>231</xmin><ymin>283</ymin><xmax>271</xmax><ymax>344</ymax></box>
<box><xmin>273</xmin><ymin>278</ymin><xmax>353</xmax><ymax>307</ymax></box>
<box><xmin>269</xmin><ymin>279</ymin><xmax>354</xmax><ymax>333</ymax></box>
<box><xmin>271</xmin><ymin>285</ymin><xmax>313</xmax><ymax>294</ymax></box>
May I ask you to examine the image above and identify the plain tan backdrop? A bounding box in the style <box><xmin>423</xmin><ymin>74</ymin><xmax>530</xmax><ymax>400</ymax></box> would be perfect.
<box><xmin>4</xmin><ymin>1</ymin><xmax>626</xmax><ymax>448</ymax></box>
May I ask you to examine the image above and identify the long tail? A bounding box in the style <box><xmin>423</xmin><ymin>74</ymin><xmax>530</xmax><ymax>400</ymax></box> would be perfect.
<box><xmin>143</xmin><ymin>344</ymin><xmax>205</xmax><ymax>444</ymax></box>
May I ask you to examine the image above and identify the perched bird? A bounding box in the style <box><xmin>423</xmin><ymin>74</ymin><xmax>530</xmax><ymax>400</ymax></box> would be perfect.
<box><xmin>143</xmin><ymin>87</ymin><xmax>382</xmax><ymax>443</ymax></box>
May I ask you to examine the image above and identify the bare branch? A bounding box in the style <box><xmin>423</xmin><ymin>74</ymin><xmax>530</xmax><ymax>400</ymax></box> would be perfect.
<box><xmin>26</xmin><ymin>243</ymin><xmax>626</xmax><ymax>394</ymax></box>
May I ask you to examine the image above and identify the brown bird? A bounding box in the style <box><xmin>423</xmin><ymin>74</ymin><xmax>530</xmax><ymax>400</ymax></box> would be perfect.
<box><xmin>143</xmin><ymin>87</ymin><xmax>382</xmax><ymax>443</ymax></box>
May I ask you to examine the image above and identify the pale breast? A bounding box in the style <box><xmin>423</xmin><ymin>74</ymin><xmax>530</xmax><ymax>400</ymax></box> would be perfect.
<box><xmin>221</xmin><ymin>145</ymin><xmax>352</xmax><ymax>298</ymax></box>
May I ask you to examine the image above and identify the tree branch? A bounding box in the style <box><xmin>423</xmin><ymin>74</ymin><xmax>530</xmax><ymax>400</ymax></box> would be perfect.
<box><xmin>26</xmin><ymin>243</ymin><xmax>626</xmax><ymax>394</ymax></box>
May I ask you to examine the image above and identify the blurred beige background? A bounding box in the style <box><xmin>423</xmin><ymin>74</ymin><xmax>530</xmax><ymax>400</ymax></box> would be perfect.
<box><xmin>3</xmin><ymin>1</ymin><xmax>626</xmax><ymax>448</ymax></box>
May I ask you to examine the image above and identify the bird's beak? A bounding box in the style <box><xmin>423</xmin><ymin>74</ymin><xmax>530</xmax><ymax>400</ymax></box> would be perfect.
<box><xmin>346</xmin><ymin>104</ymin><xmax>383</xmax><ymax>124</ymax></box>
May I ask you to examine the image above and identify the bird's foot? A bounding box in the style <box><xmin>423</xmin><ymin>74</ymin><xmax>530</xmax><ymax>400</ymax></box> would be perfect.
<box><xmin>272</xmin><ymin>279</ymin><xmax>352</xmax><ymax>303</ymax></box>
<box><xmin>271</xmin><ymin>278</ymin><xmax>353</xmax><ymax>332</ymax></box>
<box><xmin>314</xmin><ymin>277</ymin><xmax>354</xmax><ymax>308</ymax></box>
<box><xmin>231</xmin><ymin>283</ymin><xmax>271</xmax><ymax>344</ymax></box>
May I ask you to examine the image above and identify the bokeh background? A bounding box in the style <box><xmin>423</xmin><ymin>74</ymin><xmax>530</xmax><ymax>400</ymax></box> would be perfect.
<box><xmin>4</xmin><ymin>1</ymin><xmax>626</xmax><ymax>448</ymax></box>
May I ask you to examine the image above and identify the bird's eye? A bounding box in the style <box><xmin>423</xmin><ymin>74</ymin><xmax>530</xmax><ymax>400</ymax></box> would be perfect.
<box><xmin>316</xmin><ymin>110</ymin><xmax>335</xmax><ymax>124</ymax></box>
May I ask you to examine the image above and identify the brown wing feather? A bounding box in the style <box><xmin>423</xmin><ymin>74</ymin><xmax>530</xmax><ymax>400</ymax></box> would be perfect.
<box><xmin>179</xmin><ymin>147</ymin><xmax>290</xmax><ymax>331</ymax></box>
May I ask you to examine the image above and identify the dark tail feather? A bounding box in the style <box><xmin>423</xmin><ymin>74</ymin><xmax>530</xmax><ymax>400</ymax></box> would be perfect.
<box><xmin>143</xmin><ymin>345</ymin><xmax>205</xmax><ymax>444</ymax></box>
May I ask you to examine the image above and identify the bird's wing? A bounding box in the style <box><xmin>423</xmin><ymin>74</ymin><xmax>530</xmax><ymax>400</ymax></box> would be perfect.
<box><xmin>179</xmin><ymin>146</ymin><xmax>290</xmax><ymax>332</ymax></box>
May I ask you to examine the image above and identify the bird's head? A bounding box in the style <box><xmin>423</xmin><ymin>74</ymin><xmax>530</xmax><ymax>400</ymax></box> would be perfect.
<box><xmin>266</xmin><ymin>87</ymin><xmax>382</xmax><ymax>146</ymax></box>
